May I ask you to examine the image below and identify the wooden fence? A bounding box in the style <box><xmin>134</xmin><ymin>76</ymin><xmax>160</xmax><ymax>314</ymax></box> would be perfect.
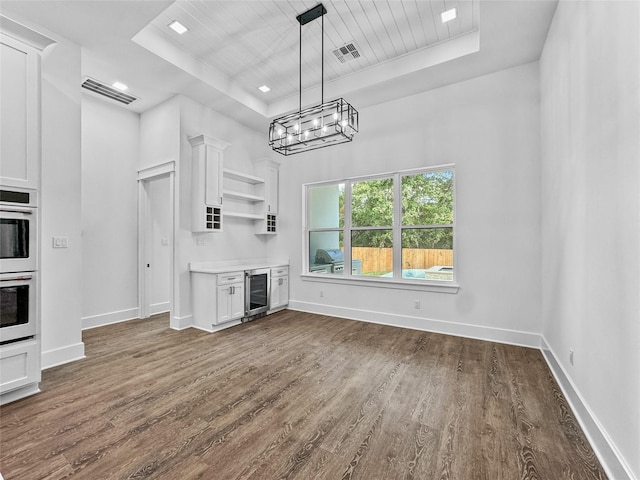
<box><xmin>351</xmin><ymin>247</ymin><xmax>453</xmax><ymax>274</ymax></box>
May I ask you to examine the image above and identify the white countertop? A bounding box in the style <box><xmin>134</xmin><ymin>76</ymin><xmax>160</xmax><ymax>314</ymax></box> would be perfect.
<box><xmin>190</xmin><ymin>258</ymin><xmax>289</xmax><ymax>274</ymax></box>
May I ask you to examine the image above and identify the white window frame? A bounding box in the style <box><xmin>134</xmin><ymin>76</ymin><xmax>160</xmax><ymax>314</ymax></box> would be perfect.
<box><xmin>302</xmin><ymin>164</ymin><xmax>459</xmax><ymax>293</ymax></box>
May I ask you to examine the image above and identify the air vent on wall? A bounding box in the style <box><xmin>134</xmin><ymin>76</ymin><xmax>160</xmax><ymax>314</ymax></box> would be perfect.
<box><xmin>332</xmin><ymin>42</ymin><xmax>361</xmax><ymax>63</ymax></box>
<box><xmin>81</xmin><ymin>77</ymin><xmax>138</xmax><ymax>105</ymax></box>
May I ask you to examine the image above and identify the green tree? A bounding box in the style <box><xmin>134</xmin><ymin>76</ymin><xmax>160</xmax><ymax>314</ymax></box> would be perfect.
<box><xmin>348</xmin><ymin>171</ymin><xmax>453</xmax><ymax>249</ymax></box>
<box><xmin>351</xmin><ymin>178</ymin><xmax>394</xmax><ymax>248</ymax></box>
<box><xmin>401</xmin><ymin>171</ymin><xmax>453</xmax><ymax>249</ymax></box>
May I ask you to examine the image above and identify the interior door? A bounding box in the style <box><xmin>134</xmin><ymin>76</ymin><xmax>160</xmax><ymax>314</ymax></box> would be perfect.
<box><xmin>138</xmin><ymin>163</ymin><xmax>174</xmax><ymax>322</ymax></box>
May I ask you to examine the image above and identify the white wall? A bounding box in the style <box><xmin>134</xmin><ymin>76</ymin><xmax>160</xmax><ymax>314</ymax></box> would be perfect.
<box><xmin>540</xmin><ymin>2</ymin><xmax>640</xmax><ymax>478</ymax></box>
<box><xmin>40</xmin><ymin>34</ymin><xmax>84</xmax><ymax>367</ymax></box>
<box><xmin>81</xmin><ymin>94</ymin><xmax>140</xmax><ymax>328</ymax></box>
<box><xmin>139</xmin><ymin>95</ymin><xmax>180</xmax><ymax>170</ymax></box>
<box><xmin>281</xmin><ymin>63</ymin><xmax>542</xmax><ymax>346</ymax></box>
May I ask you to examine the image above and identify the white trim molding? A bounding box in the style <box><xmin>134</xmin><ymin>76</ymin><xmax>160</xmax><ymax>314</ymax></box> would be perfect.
<box><xmin>0</xmin><ymin>15</ymin><xmax>56</xmax><ymax>51</ymax></box>
<box><xmin>41</xmin><ymin>342</ymin><xmax>85</xmax><ymax>370</ymax></box>
<box><xmin>171</xmin><ymin>314</ymin><xmax>193</xmax><ymax>330</ymax></box>
<box><xmin>540</xmin><ymin>337</ymin><xmax>637</xmax><ymax>480</ymax></box>
<box><xmin>150</xmin><ymin>301</ymin><xmax>170</xmax><ymax>316</ymax></box>
<box><xmin>288</xmin><ymin>301</ymin><xmax>540</xmax><ymax>348</ymax></box>
<box><xmin>137</xmin><ymin>160</ymin><xmax>175</xmax><ymax>180</ymax></box>
<box><xmin>82</xmin><ymin>307</ymin><xmax>139</xmax><ymax>330</ymax></box>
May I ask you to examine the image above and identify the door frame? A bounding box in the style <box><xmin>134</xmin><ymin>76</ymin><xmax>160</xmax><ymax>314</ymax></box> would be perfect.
<box><xmin>137</xmin><ymin>161</ymin><xmax>175</xmax><ymax>320</ymax></box>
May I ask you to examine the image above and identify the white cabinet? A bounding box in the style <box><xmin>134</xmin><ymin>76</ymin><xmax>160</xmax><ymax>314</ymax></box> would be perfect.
<box><xmin>254</xmin><ymin>158</ymin><xmax>280</xmax><ymax>235</ymax></box>
<box><xmin>192</xmin><ymin>270</ymin><xmax>245</xmax><ymax>331</ymax></box>
<box><xmin>0</xmin><ymin>340</ymin><xmax>40</xmax><ymax>399</ymax></box>
<box><xmin>188</xmin><ymin>135</ymin><xmax>230</xmax><ymax>232</ymax></box>
<box><xmin>270</xmin><ymin>266</ymin><xmax>289</xmax><ymax>311</ymax></box>
<box><xmin>0</xmin><ymin>17</ymin><xmax>53</xmax><ymax>405</ymax></box>
<box><xmin>216</xmin><ymin>272</ymin><xmax>245</xmax><ymax>324</ymax></box>
<box><xmin>0</xmin><ymin>20</ymin><xmax>54</xmax><ymax>189</ymax></box>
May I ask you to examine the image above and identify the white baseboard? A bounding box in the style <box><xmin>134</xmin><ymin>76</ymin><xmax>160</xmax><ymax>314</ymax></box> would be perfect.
<box><xmin>171</xmin><ymin>314</ymin><xmax>192</xmax><ymax>330</ymax></box>
<box><xmin>540</xmin><ymin>337</ymin><xmax>636</xmax><ymax>480</ymax></box>
<box><xmin>0</xmin><ymin>383</ymin><xmax>40</xmax><ymax>406</ymax></box>
<box><xmin>150</xmin><ymin>301</ymin><xmax>170</xmax><ymax>315</ymax></box>
<box><xmin>41</xmin><ymin>342</ymin><xmax>85</xmax><ymax>369</ymax></box>
<box><xmin>82</xmin><ymin>307</ymin><xmax>139</xmax><ymax>330</ymax></box>
<box><xmin>288</xmin><ymin>300</ymin><xmax>540</xmax><ymax>348</ymax></box>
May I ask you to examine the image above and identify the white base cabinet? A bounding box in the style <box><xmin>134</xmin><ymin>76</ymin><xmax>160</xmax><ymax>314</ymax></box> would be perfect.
<box><xmin>192</xmin><ymin>271</ymin><xmax>245</xmax><ymax>331</ymax></box>
<box><xmin>270</xmin><ymin>266</ymin><xmax>289</xmax><ymax>312</ymax></box>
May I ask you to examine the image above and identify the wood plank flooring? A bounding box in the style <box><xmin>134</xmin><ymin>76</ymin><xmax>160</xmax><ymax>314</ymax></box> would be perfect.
<box><xmin>0</xmin><ymin>311</ymin><xmax>608</xmax><ymax>479</ymax></box>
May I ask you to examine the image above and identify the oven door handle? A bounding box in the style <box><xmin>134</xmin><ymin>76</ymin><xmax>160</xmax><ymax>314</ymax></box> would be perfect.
<box><xmin>0</xmin><ymin>275</ymin><xmax>33</xmax><ymax>282</ymax></box>
<box><xmin>0</xmin><ymin>207</ymin><xmax>34</xmax><ymax>215</ymax></box>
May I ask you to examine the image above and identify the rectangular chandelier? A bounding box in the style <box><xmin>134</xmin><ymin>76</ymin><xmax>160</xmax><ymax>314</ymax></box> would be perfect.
<box><xmin>268</xmin><ymin>98</ymin><xmax>358</xmax><ymax>155</ymax></box>
<box><xmin>268</xmin><ymin>3</ymin><xmax>359</xmax><ymax>156</ymax></box>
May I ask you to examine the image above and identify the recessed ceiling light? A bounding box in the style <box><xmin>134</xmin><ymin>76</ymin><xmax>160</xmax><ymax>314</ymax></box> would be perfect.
<box><xmin>441</xmin><ymin>8</ymin><xmax>457</xmax><ymax>23</ymax></box>
<box><xmin>168</xmin><ymin>20</ymin><xmax>188</xmax><ymax>35</ymax></box>
<box><xmin>112</xmin><ymin>81</ymin><xmax>128</xmax><ymax>91</ymax></box>
<box><xmin>258</xmin><ymin>85</ymin><xmax>271</xmax><ymax>93</ymax></box>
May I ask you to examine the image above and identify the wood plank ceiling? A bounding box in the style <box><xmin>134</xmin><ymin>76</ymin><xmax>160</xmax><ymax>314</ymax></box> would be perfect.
<box><xmin>146</xmin><ymin>1</ymin><xmax>478</xmax><ymax>103</ymax></box>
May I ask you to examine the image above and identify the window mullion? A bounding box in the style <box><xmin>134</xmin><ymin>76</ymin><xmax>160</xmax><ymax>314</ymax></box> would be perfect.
<box><xmin>393</xmin><ymin>173</ymin><xmax>402</xmax><ymax>279</ymax></box>
<box><xmin>344</xmin><ymin>181</ymin><xmax>352</xmax><ymax>276</ymax></box>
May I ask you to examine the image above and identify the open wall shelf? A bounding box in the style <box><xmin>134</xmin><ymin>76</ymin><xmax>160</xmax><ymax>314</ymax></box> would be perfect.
<box><xmin>223</xmin><ymin>168</ymin><xmax>264</xmax><ymax>184</ymax></box>
<box><xmin>223</xmin><ymin>190</ymin><xmax>264</xmax><ymax>202</ymax></box>
<box><xmin>224</xmin><ymin>211</ymin><xmax>263</xmax><ymax>220</ymax></box>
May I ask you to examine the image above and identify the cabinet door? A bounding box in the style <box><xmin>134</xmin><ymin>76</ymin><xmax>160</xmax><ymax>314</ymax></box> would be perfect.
<box><xmin>216</xmin><ymin>283</ymin><xmax>244</xmax><ymax>324</ymax></box>
<box><xmin>0</xmin><ymin>37</ymin><xmax>40</xmax><ymax>189</ymax></box>
<box><xmin>216</xmin><ymin>285</ymin><xmax>232</xmax><ymax>324</ymax></box>
<box><xmin>204</xmin><ymin>146</ymin><xmax>223</xmax><ymax>207</ymax></box>
<box><xmin>264</xmin><ymin>164</ymin><xmax>279</xmax><ymax>214</ymax></box>
<box><xmin>271</xmin><ymin>276</ymin><xmax>289</xmax><ymax>310</ymax></box>
<box><xmin>229</xmin><ymin>282</ymin><xmax>245</xmax><ymax>320</ymax></box>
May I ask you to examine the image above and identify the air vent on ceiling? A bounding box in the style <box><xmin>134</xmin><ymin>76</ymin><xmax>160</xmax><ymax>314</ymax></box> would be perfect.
<box><xmin>81</xmin><ymin>77</ymin><xmax>138</xmax><ymax>105</ymax></box>
<box><xmin>332</xmin><ymin>42</ymin><xmax>361</xmax><ymax>63</ymax></box>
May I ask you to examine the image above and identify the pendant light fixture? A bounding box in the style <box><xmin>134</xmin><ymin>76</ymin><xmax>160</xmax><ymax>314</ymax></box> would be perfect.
<box><xmin>269</xmin><ymin>3</ymin><xmax>359</xmax><ymax>156</ymax></box>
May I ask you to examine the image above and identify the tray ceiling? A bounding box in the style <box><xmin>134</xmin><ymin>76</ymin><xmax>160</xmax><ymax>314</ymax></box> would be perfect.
<box><xmin>0</xmin><ymin>1</ymin><xmax>558</xmax><ymax>130</ymax></box>
<box><xmin>133</xmin><ymin>0</ymin><xmax>480</xmax><ymax>117</ymax></box>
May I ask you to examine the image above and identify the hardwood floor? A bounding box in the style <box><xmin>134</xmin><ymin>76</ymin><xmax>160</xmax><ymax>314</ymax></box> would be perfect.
<box><xmin>0</xmin><ymin>310</ymin><xmax>607</xmax><ymax>479</ymax></box>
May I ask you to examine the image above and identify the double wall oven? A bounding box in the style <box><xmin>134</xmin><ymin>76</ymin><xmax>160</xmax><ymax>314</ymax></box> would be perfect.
<box><xmin>1</xmin><ymin>188</ymin><xmax>38</xmax><ymax>345</ymax></box>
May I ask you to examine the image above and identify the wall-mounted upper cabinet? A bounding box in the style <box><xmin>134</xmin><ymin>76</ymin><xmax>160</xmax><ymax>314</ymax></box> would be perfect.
<box><xmin>254</xmin><ymin>158</ymin><xmax>280</xmax><ymax>235</ymax></box>
<box><xmin>188</xmin><ymin>134</ymin><xmax>230</xmax><ymax>232</ymax></box>
<box><xmin>0</xmin><ymin>17</ymin><xmax>55</xmax><ymax>189</ymax></box>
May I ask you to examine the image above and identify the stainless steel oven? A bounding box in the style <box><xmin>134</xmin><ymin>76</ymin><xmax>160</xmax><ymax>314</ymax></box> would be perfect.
<box><xmin>245</xmin><ymin>268</ymin><xmax>270</xmax><ymax>318</ymax></box>
<box><xmin>0</xmin><ymin>272</ymin><xmax>37</xmax><ymax>344</ymax></box>
<box><xmin>0</xmin><ymin>189</ymin><xmax>37</xmax><ymax>273</ymax></box>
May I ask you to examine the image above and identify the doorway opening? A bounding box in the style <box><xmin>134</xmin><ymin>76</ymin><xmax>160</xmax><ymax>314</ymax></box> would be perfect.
<box><xmin>138</xmin><ymin>162</ymin><xmax>175</xmax><ymax>323</ymax></box>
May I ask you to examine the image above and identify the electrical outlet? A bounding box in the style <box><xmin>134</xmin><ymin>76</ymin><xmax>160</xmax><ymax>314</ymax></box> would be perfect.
<box><xmin>414</xmin><ymin>299</ymin><xmax>420</xmax><ymax>309</ymax></box>
<box><xmin>320</xmin><ymin>290</ymin><xmax>324</xmax><ymax>298</ymax></box>
<box><xmin>569</xmin><ymin>348</ymin><xmax>574</xmax><ymax>366</ymax></box>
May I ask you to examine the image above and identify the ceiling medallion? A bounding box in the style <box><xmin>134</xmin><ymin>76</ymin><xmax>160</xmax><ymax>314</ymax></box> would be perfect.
<box><xmin>268</xmin><ymin>3</ymin><xmax>359</xmax><ymax>156</ymax></box>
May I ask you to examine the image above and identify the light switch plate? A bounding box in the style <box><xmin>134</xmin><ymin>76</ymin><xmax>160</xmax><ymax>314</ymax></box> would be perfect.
<box><xmin>52</xmin><ymin>236</ymin><xmax>68</xmax><ymax>248</ymax></box>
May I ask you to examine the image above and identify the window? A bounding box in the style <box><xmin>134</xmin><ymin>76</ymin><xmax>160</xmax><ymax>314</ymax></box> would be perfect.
<box><xmin>305</xmin><ymin>165</ymin><xmax>455</xmax><ymax>285</ymax></box>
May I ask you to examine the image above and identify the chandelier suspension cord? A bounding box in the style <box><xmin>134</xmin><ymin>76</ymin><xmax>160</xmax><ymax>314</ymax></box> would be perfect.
<box><xmin>321</xmin><ymin>12</ymin><xmax>324</xmax><ymax>105</ymax></box>
<box><xmin>299</xmin><ymin>19</ymin><xmax>302</xmax><ymax>114</ymax></box>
